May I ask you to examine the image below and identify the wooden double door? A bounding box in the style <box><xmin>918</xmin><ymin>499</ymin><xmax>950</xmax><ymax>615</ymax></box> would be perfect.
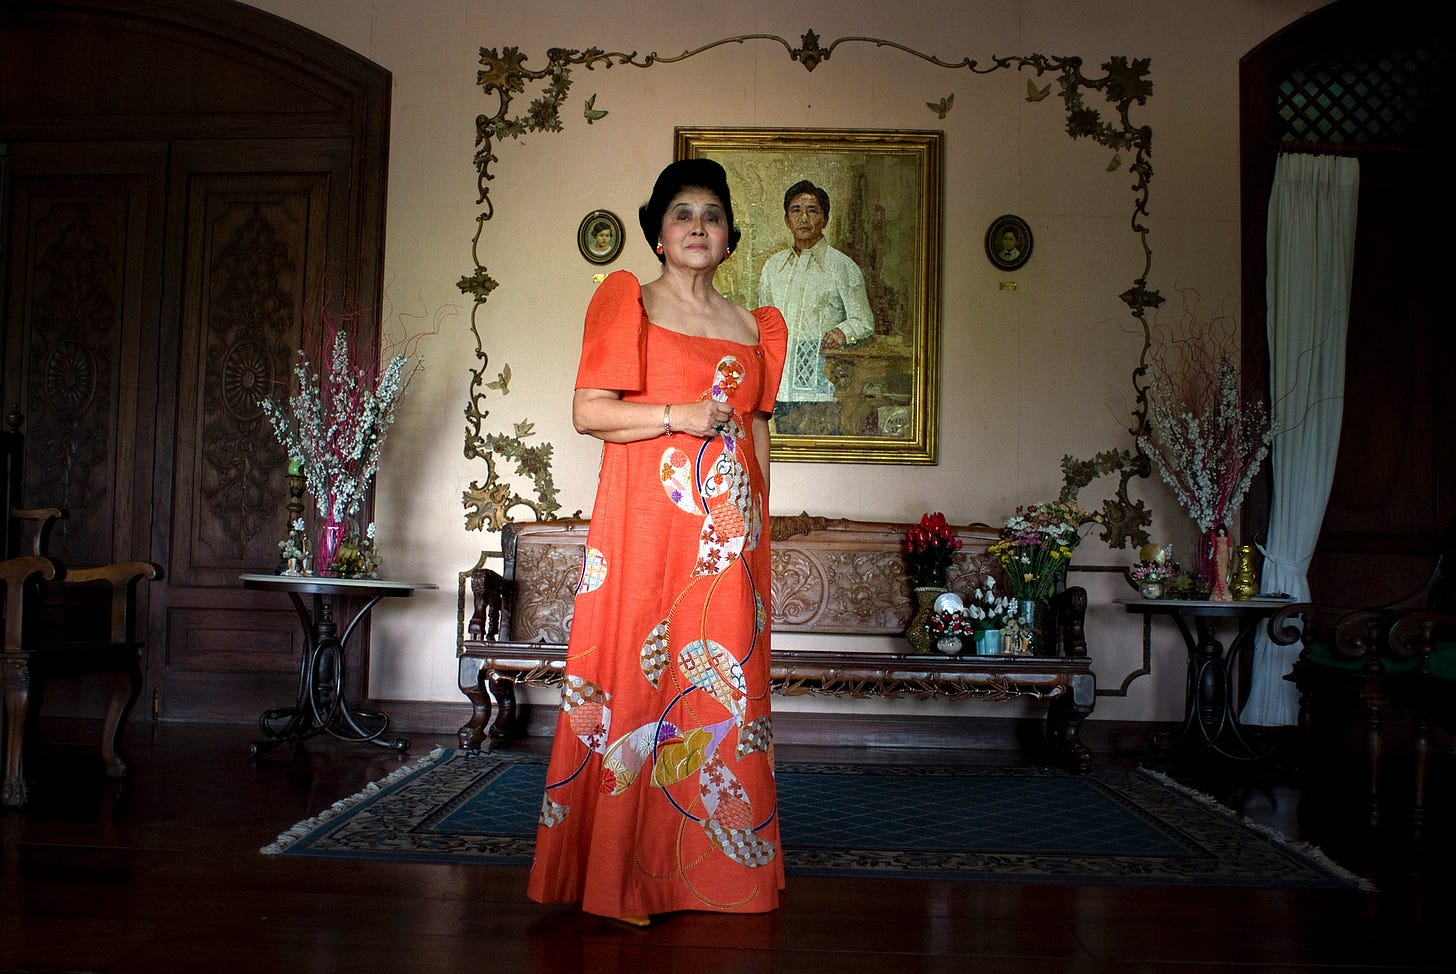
<box><xmin>1</xmin><ymin>1</ymin><xmax>390</xmax><ymax>722</ymax></box>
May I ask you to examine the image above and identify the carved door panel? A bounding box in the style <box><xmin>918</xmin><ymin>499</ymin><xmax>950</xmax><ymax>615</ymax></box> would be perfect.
<box><xmin>153</xmin><ymin>139</ymin><xmax>367</xmax><ymax>721</ymax></box>
<box><xmin>1</xmin><ymin>142</ymin><xmax>167</xmax><ymax>719</ymax></box>
<box><xmin>2</xmin><ymin>142</ymin><xmax>167</xmax><ymax>569</ymax></box>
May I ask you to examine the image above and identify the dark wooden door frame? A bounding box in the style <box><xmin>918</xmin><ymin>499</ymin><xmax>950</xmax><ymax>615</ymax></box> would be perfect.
<box><xmin>1</xmin><ymin>0</ymin><xmax>391</xmax><ymax>721</ymax></box>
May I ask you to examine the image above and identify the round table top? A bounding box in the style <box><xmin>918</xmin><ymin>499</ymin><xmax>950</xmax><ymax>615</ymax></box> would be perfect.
<box><xmin>239</xmin><ymin>573</ymin><xmax>438</xmax><ymax>598</ymax></box>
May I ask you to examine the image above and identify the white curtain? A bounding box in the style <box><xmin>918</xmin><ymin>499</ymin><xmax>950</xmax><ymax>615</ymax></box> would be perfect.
<box><xmin>1241</xmin><ymin>153</ymin><xmax>1360</xmax><ymax>727</ymax></box>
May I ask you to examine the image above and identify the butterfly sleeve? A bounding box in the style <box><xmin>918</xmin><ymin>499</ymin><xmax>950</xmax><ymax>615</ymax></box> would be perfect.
<box><xmin>753</xmin><ymin>305</ymin><xmax>788</xmax><ymax>415</ymax></box>
<box><xmin>575</xmin><ymin>271</ymin><xmax>648</xmax><ymax>392</ymax></box>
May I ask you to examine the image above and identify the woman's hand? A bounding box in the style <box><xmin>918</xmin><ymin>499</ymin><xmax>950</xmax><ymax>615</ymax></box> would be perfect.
<box><xmin>676</xmin><ymin>398</ymin><xmax>734</xmax><ymax>438</ymax></box>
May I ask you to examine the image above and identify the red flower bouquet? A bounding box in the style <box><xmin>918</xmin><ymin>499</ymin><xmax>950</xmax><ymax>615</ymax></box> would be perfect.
<box><xmin>904</xmin><ymin>512</ymin><xmax>963</xmax><ymax>588</ymax></box>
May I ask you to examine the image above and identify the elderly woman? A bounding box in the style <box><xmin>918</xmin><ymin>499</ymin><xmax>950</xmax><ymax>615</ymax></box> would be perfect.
<box><xmin>526</xmin><ymin>159</ymin><xmax>788</xmax><ymax>926</ymax></box>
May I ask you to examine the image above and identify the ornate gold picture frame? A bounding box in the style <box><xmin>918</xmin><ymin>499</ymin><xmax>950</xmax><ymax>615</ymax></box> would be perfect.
<box><xmin>676</xmin><ymin>127</ymin><xmax>943</xmax><ymax>465</ymax></box>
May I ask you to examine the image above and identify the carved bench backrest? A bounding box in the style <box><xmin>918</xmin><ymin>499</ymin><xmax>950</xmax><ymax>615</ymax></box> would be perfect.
<box><xmin>496</xmin><ymin>515</ymin><xmax>1004</xmax><ymax>644</ymax></box>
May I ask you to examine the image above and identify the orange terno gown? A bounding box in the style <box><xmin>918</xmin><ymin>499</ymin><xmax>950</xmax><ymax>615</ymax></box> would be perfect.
<box><xmin>526</xmin><ymin>271</ymin><xmax>788</xmax><ymax>918</ymax></box>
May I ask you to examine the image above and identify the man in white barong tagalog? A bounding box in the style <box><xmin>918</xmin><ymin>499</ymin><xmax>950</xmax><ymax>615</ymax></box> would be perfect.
<box><xmin>758</xmin><ymin>179</ymin><xmax>874</xmax><ymax>436</ymax></box>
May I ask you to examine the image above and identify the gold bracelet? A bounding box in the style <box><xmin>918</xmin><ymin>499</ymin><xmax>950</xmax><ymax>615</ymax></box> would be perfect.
<box><xmin>662</xmin><ymin>403</ymin><xmax>672</xmax><ymax>436</ymax></box>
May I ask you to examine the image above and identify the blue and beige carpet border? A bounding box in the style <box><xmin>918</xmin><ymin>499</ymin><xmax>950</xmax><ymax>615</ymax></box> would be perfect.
<box><xmin>262</xmin><ymin>748</ymin><xmax>1371</xmax><ymax>890</ymax></box>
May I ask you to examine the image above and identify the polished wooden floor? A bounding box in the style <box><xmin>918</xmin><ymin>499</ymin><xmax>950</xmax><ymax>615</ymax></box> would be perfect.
<box><xmin>1</xmin><ymin>717</ymin><xmax>1450</xmax><ymax>973</ymax></box>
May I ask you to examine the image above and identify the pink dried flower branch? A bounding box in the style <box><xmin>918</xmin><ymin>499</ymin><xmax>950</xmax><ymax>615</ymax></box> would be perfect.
<box><xmin>262</xmin><ymin>317</ymin><xmax>419</xmax><ymax>523</ymax></box>
<box><xmin>1137</xmin><ymin>291</ymin><xmax>1275</xmax><ymax>532</ymax></box>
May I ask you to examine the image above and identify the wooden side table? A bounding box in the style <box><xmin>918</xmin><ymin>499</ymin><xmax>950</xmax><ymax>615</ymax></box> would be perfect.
<box><xmin>1117</xmin><ymin>597</ymin><xmax>1290</xmax><ymax>761</ymax></box>
<box><xmin>240</xmin><ymin>573</ymin><xmax>436</xmax><ymax>757</ymax></box>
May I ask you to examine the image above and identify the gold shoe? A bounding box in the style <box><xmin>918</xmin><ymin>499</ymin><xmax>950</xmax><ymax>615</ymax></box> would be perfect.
<box><xmin>612</xmin><ymin>914</ymin><xmax>652</xmax><ymax>929</ymax></box>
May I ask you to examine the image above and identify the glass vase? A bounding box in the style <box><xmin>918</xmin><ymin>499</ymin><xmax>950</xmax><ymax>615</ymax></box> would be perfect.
<box><xmin>1014</xmin><ymin>598</ymin><xmax>1051</xmax><ymax>656</ymax></box>
<box><xmin>316</xmin><ymin>517</ymin><xmax>346</xmax><ymax>576</ymax></box>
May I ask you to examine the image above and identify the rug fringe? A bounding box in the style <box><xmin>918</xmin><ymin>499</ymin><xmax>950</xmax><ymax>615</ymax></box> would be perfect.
<box><xmin>260</xmin><ymin>747</ymin><xmax>448</xmax><ymax>855</ymax></box>
<box><xmin>1135</xmin><ymin>767</ymin><xmax>1376</xmax><ymax>891</ymax></box>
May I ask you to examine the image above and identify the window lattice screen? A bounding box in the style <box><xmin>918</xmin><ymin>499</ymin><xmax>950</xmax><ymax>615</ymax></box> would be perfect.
<box><xmin>1276</xmin><ymin>46</ymin><xmax>1452</xmax><ymax>146</ymax></box>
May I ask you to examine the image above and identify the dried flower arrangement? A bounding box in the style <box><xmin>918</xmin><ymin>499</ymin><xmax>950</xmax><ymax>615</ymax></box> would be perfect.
<box><xmin>1136</xmin><ymin>291</ymin><xmax>1275</xmax><ymax>533</ymax></box>
<box><xmin>262</xmin><ymin>315</ymin><xmax>418</xmax><ymax>525</ymax></box>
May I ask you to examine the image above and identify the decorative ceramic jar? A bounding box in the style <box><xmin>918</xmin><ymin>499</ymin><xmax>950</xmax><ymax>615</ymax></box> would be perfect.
<box><xmin>1139</xmin><ymin>581</ymin><xmax>1164</xmax><ymax>600</ymax></box>
<box><xmin>905</xmin><ymin>586</ymin><xmax>945</xmax><ymax>654</ymax></box>
<box><xmin>935</xmin><ymin>636</ymin><xmax>963</xmax><ymax>655</ymax></box>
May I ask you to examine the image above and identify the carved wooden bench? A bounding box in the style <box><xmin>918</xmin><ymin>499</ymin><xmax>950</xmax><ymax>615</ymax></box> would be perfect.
<box><xmin>458</xmin><ymin>515</ymin><xmax>1097</xmax><ymax>773</ymax></box>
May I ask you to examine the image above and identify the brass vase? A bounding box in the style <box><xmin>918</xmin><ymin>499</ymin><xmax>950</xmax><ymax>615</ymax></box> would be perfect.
<box><xmin>1231</xmin><ymin>544</ymin><xmax>1259</xmax><ymax>601</ymax></box>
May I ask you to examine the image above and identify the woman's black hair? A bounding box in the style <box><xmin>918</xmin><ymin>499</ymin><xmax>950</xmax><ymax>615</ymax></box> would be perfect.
<box><xmin>638</xmin><ymin>158</ymin><xmax>743</xmax><ymax>263</ymax></box>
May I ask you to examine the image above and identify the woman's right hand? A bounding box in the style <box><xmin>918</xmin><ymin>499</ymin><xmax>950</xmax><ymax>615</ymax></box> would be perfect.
<box><xmin>676</xmin><ymin>397</ymin><xmax>734</xmax><ymax>438</ymax></box>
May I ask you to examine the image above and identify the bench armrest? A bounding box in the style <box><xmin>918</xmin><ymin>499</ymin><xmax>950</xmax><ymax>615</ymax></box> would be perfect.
<box><xmin>468</xmin><ymin>567</ymin><xmax>515</xmax><ymax>641</ymax></box>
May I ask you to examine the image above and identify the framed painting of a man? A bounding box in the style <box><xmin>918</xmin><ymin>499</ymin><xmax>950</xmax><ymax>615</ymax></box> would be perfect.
<box><xmin>675</xmin><ymin>127</ymin><xmax>943</xmax><ymax>464</ymax></box>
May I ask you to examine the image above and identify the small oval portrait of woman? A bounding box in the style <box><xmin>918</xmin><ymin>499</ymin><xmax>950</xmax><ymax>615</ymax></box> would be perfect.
<box><xmin>578</xmin><ymin>209</ymin><xmax>625</xmax><ymax>265</ymax></box>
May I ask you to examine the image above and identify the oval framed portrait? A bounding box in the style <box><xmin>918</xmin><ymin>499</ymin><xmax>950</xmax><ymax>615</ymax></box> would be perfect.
<box><xmin>984</xmin><ymin>214</ymin><xmax>1032</xmax><ymax>272</ymax></box>
<box><xmin>578</xmin><ymin>209</ymin><xmax>624</xmax><ymax>265</ymax></box>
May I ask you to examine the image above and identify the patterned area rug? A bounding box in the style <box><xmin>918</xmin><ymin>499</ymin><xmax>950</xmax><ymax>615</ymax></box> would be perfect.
<box><xmin>263</xmin><ymin>749</ymin><xmax>1369</xmax><ymax>889</ymax></box>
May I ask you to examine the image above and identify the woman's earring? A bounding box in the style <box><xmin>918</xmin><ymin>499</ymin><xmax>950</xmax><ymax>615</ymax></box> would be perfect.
<box><xmin>655</xmin><ymin>242</ymin><xmax>664</xmax><ymax>254</ymax></box>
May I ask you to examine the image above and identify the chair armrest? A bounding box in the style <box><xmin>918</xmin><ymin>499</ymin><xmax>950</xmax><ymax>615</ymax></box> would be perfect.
<box><xmin>1269</xmin><ymin>602</ymin><xmax>1389</xmax><ymax>664</ymax></box>
<box><xmin>1388</xmin><ymin>609</ymin><xmax>1456</xmax><ymax>665</ymax></box>
<box><xmin>1050</xmin><ymin>585</ymin><xmax>1088</xmax><ymax>658</ymax></box>
<box><xmin>9</xmin><ymin>506</ymin><xmax>66</xmax><ymax>556</ymax></box>
<box><xmin>50</xmin><ymin>560</ymin><xmax>163</xmax><ymax>643</ymax></box>
<box><xmin>1</xmin><ymin>555</ymin><xmax>59</xmax><ymax>652</ymax></box>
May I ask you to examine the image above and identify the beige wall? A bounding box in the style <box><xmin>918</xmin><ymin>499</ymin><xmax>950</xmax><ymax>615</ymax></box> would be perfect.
<box><xmin>240</xmin><ymin>0</ymin><xmax>1327</xmax><ymax>722</ymax></box>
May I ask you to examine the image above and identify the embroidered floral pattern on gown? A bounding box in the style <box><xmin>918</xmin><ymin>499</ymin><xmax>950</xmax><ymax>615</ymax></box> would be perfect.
<box><xmin>526</xmin><ymin>271</ymin><xmax>788</xmax><ymax>918</ymax></box>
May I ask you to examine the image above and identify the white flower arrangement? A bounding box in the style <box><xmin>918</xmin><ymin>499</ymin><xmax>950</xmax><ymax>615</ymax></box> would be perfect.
<box><xmin>262</xmin><ymin>326</ymin><xmax>415</xmax><ymax>523</ymax></box>
<box><xmin>966</xmin><ymin>575</ymin><xmax>1017</xmax><ymax>630</ymax></box>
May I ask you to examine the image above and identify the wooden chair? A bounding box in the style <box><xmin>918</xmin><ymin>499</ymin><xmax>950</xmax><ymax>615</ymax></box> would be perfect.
<box><xmin>1273</xmin><ymin>603</ymin><xmax>1392</xmax><ymax>820</ymax></box>
<box><xmin>2</xmin><ymin>409</ymin><xmax>63</xmax><ymax>559</ymax></box>
<box><xmin>1</xmin><ymin>555</ymin><xmax>59</xmax><ymax>805</ymax></box>
<box><xmin>1395</xmin><ymin>601</ymin><xmax>1456</xmax><ymax>838</ymax></box>
<box><xmin>0</xmin><ymin>412</ymin><xmax>162</xmax><ymax>807</ymax></box>
<box><xmin>1274</xmin><ymin>549</ymin><xmax>1449</xmax><ymax>829</ymax></box>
